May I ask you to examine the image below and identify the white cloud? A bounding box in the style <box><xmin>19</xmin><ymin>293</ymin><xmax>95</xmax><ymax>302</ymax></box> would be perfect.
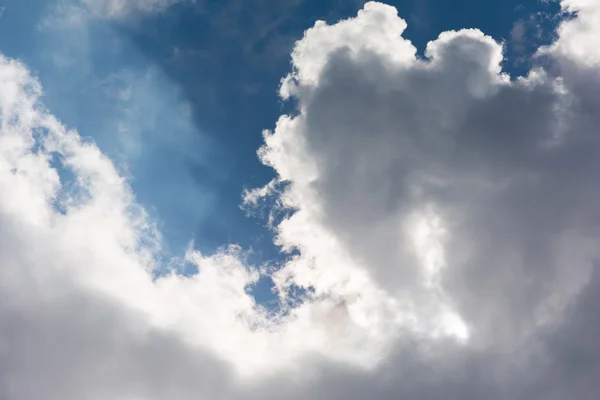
<box><xmin>547</xmin><ymin>0</ymin><xmax>600</xmax><ymax>66</ymax></box>
<box><xmin>43</xmin><ymin>0</ymin><xmax>192</xmax><ymax>26</ymax></box>
<box><xmin>3</xmin><ymin>0</ymin><xmax>600</xmax><ymax>398</ymax></box>
<box><xmin>80</xmin><ymin>0</ymin><xmax>188</xmax><ymax>18</ymax></box>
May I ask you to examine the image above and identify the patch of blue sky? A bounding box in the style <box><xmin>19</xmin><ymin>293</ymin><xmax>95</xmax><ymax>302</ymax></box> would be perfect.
<box><xmin>386</xmin><ymin>0</ymin><xmax>563</xmax><ymax>73</ymax></box>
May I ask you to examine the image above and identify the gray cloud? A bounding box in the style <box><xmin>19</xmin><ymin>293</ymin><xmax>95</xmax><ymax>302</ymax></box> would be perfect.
<box><xmin>3</xmin><ymin>1</ymin><xmax>600</xmax><ymax>399</ymax></box>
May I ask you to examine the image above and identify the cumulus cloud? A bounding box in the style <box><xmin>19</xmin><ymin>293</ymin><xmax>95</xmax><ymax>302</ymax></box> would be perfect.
<box><xmin>3</xmin><ymin>0</ymin><xmax>600</xmax><ymax>399</ymax></box>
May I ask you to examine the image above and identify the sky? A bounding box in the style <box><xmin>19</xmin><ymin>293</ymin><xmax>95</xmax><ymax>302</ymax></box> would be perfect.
<box><xmin>1</xmin><ymin>0</ymin><xmax>600</xmax><ymax>398</ymax></box>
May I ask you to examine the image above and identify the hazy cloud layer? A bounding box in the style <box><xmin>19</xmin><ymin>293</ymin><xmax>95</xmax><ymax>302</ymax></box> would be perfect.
<box><xmin>2</xmin><ymin>1</ymin><xmax>600</xmax><ymax>398</ymax></box>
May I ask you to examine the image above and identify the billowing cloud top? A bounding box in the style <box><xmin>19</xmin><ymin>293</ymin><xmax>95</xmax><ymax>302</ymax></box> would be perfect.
<box><xmin>2</xmin><ymin>1</ymin><xmax>600</xmax><ymax>399</ymax></box>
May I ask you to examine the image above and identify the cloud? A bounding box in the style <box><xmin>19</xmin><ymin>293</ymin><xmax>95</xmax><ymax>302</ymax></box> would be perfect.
<box><xmin>3</xmin><ymin>0</ymin><xmax>600</xmax><ymax>398</ymax></box>
<box><xmin>259</xmin><ymin>0</ymin><xmax>600</xmax><ymax>349</ymax></box>
<box><xmin>43</xmin><ymin>0</ymin><xmax>192</xmax><ymax>26</ymax></box>
<box><xmin>80</xmin><ymin>0</ymin><xmax>188</xmax><ymax>18</ymax></box>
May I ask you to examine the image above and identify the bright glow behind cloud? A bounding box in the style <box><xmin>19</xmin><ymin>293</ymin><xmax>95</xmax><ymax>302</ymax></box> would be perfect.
<box><xmin>2</xmin><ymin>1</ymin><xmax>600</xmax><ymax>398</ymax></box>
